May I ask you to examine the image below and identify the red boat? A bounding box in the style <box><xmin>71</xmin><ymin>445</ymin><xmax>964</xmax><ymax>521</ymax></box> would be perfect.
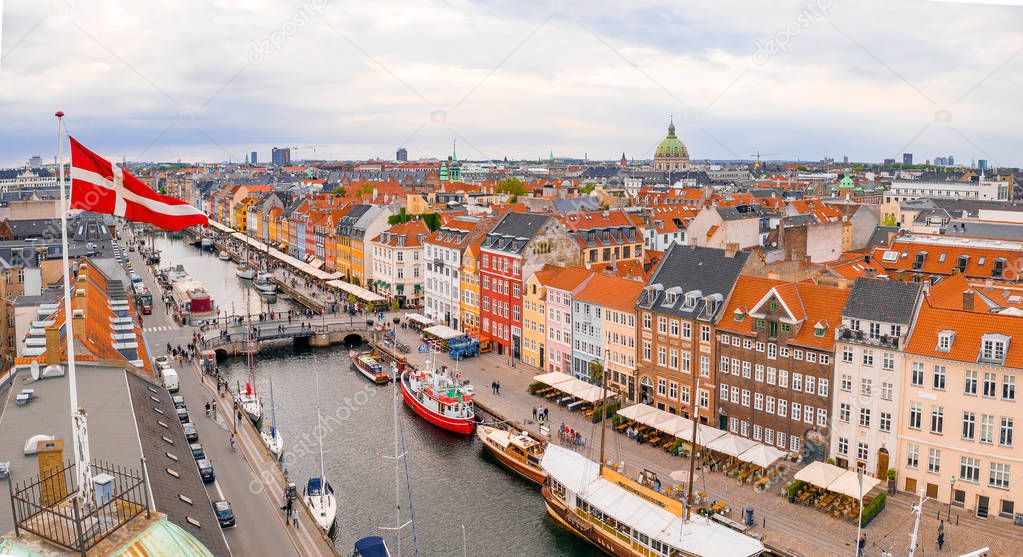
<box><xmin>400</xmin><ymin>363</ymin><xmax>475</xmax><ymax>435</ymax></box>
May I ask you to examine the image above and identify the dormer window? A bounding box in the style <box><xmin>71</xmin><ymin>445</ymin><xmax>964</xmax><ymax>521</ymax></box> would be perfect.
<box><xmin>734</xmin><ymin>308</ymin><xmax>745</xmax><ymax>322</ymax></box>
<box><xmin>957</xmin><ymin>255</ymin><xmax>969</xmax><ymax>274</ymax></box>
<box><xmin>912</xmin><ymin>251</ymin><xmax>927</xmax><ymax>271</ymax></box>
<box><xmin>993</xmin><ymin>258</ymin><xmax>1006</xmax><ymax>279</ymax></box>
<box><xmin>936</xmin><ymin>330</ymin><xmax>955</xmax><ymax>352</ymax></box>
<box><xmin>683</xmin><ymin>293</ymin><xmax>698</xmax><ymax>310</ymax></box>
<box><xmin>769</xmin><ymin>300</ymin><xmax>778</xmax><ymax>311</ymax></box>
<box><xmin>814</xmin><ymin>321</ymin><xmax>828</xmax><ymax>337</ymax></box>
<box><xmin>980</xmin><ymin>334</ymin><xmax>1009</xmax><ymax>365</ymax></box>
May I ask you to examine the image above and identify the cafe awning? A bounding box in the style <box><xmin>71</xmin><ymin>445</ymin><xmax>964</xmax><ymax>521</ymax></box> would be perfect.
<box><xmin>826</xmin><ymin>471</ymin><xmax>882</xmax><ymax>499</ymax></box>
<box><xmin>423</xmin><ymin>325</ymin><xmax>463</xmax><ymax>340</ymax></box>
<box><xmin>326</xmin><ymin>279</ymin><xmax>385</xmax><ymax>303</ymax></box>
<box><xmin>406</xmin><ymin>313</ymin><xmax>435</xmax><ymax>327</ymax></box>
<box><xmin>705</xmin><ymin>433</ymin><xmax>760</xmax><ymax>458</ymax></box>
<box><xmin>736</xmin><ymin>444</ymin><xmax>786</xmax><ymax>469</ymax></box>
<box><xmin>532</xmin><ymin>372</ymin><xmax>615</xmax><ymax>404</ymax></box>
<box><xmin>794</xmin><ymin>461</ymin><xmax>846</xmax><ymax>489</ymax></box>
<box><xmin>616</xmin><ymin>403</ymin><xmax>660</xmax><ymax>423</ymax></box>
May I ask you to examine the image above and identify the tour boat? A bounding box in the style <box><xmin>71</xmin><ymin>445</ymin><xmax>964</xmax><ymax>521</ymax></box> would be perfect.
<box><xmin>540</xmin><ymin>445</ymin><xmax>766</xmax><ymax>557</ymax></box>
<box><xmin>305</xmin><ymin>366</ymin><xmax>337</xmax><ymax>533</ymax></box>
<box><xmin>254</xmin><ymin>273</ymin><xmax>277</xmax><ymax>295</ymax></box>
<box><xmin>218</xmin><ymin>251</ymin><xmax>231</xmax><ymax>261</ymax></box>
<box><xmin>477</xmin><ymin>425</ymin><xmax>547</xmax><ymax>485</ymax></box>
<box><xmin>349</xmin><ymin>350</ymin><xmax>390</xmax><ymax>384</ymax></box>
<box><xmin>400</xmin><ymin>361</ymin><xmax>475</xmax><ymax>435</ymax></box>
<box><xmin>235</xmin><ymin>265</ymin><xmax>257</xmax><ymax>280</ymax></box>
<box><xmin>237</xmin><ymin>382</ymin><xmax>262</xmax><ymax>424</ymax></box>
<box><xmin>200</xmin><ymin>237</ymin><xmax>214</xmax><ymax>250</ymax></box>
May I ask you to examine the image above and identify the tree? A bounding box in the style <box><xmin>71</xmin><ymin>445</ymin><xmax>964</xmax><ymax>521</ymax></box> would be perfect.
<box><xmin>579</xmin><ymin>183</ymin><xmax>596</xmax><ymax>194</ymax></box>
<box><xmin>346</xmin><ymin>294</ymin><xmax>357</xmax><ymax>306</ymax></box>
<box><xmin>391</xmin><ymin>298</ymin><xmax>400</xmax><ymax>312</ymax></box>
<box><xmin>421</xmin><ymin>212</ymin><xmax>441</xmax><ymax>232</ymax></box>
<box><xmin>495</xmin><ymin>177</ymin><xmax>527</xmax><ymax>197</ymax></box>
<box><xmin>881</xmin><ymin>214</ymin><xmax>898</xmax><ymax>227</ymax></box>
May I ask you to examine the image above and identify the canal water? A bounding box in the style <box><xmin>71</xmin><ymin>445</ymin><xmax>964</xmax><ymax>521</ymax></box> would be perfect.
<box><xmin>154</xmin><ymin>237</ymin><xmax>593</xmax><ymax>556</ymax></box>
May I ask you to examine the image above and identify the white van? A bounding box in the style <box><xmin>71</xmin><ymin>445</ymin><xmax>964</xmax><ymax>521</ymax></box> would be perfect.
<box><xmin>162</xmin><ymin>368</ymin><xmax>180</xmax><ymax>393</ymax></box>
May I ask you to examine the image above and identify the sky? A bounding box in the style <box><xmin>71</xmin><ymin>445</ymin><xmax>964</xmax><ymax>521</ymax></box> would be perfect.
<box><xmin>0</xmin><ymin>0</ymin><xmax>1021</xmax><ymax>167</ymax></box>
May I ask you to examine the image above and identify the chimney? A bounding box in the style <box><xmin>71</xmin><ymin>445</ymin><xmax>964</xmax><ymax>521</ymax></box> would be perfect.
<box><xmin>724</xmin><ymin>242</ymin><xmax>739</xmax><ymax>258</ymax></box>
<box><xmin>44</xmin><ymin>325</ymin><xmax>61</xmax><ymax>365</ymax></box>
<box><xmin>963</xmin><ymin>290</ymin><xmax>975</xmax><ymax>311</ymax></box>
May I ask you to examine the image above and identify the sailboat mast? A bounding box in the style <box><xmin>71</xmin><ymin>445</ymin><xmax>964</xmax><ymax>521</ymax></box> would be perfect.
<box><xmin>314</xmin><ymin>366</ymin><xmax>326</xmax><ymax>505</ymax></box>
<box><xmin>393</xmin><ymin>365</ymin><xmax>403</xmax><ymax>557</ymax></box>
<box><xmin>597</xmin><ymin>360</ymin><xmax>608</xmax><ymax>475</ymax></box>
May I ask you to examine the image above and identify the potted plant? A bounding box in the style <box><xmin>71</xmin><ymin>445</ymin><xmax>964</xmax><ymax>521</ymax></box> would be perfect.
<box><xmin>886</xmin><ymin>468</ymin><xmax>897</xmax><ymax>495</ymax></box>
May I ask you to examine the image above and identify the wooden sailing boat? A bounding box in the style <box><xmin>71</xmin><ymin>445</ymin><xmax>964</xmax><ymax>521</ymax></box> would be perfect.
<box><xmin>476</xmin><ymin>425</ymin><xmax>547</xmax><ymax>485</ymax></box>
<box><xmin>538</xmin><ymin>365</ymin><xmax>765</xmax><ymax>557</ymax></box>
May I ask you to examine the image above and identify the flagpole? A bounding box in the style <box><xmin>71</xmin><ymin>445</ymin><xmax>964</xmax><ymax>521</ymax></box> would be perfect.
<box><xmin>56</xmin><ymin>111</ymin><xmax>94</xmax><ymax>507</ymax></box>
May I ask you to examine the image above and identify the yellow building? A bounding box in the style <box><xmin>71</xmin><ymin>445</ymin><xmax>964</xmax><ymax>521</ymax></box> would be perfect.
<box><xmin>459</xmin><ymin>241</ymin><xmax>481</xmax><ymax>338</ymax></box>
<box><xmin>521</xmin><ymin>268</ymin><xmax>554</xmax><ymax>369</ymax></box>
<box><xmin>405</xmin><ymin>193</ymin><xmax>431</xmax><ymax>215</ymax></box>
<box><xmin>234</xmin><ymin>197</ymin><xmax>259</xmax><ymax>232</ymax></box>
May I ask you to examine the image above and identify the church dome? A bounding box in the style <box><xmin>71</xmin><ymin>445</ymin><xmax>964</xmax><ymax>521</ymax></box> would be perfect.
<box><xmin>654</xmin><ymin>121</ymin><xmax>689</xmax><ymax>160</ymax></box>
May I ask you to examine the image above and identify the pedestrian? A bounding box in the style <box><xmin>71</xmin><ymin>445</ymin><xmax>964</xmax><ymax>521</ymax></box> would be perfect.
<box><xmin>937</xmin><ymin>531</ymin><xmax>944</xmax><ymax>550</ymax></box>
<box><xmin>205</xmin><ymin>401</ymin><xmax>210</xmax><ymax>416</ymax></box>
<box><xmin>857</xmin><ymin>534</ymin><xmax>865</xmax><ymax>557</ymax></box>
<box><xmin>291</xmin><ymin>508</ymin><xmax>299</xmax><ymax>528</ymax></box>
<box><xmin>938</xmin><ymin>519</ymin><xmax>944</xmax><ymax>538</ymax></box>
<box><xmin>496</xmin><ymin>381</ymin><xmax>501</xmax><ymax>395</ymax></box>
<box><xmin>211</xmin><ymin>399</ymin><xmax>217</xmax><ymax>415</ymax></box>
<box><xmin>532</xmin><ymin>407</ymin><xmax>538</xmax><ymax>421</ymax></box>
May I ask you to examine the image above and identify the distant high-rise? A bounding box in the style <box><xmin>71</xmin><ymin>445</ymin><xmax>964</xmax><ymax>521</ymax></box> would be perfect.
<box><xmin>396</xmin><ymin>147</ymin><xmax>408</xmax><ymax>162</ymax></box>
<box><xmin>842</xmin><ymin>155</ymin><xmax>848</xmax><ymax>164</ymax></box>
<box><xmin>902</xmin><ymin>153</ymin><xmax>913</xmax><ymax>166</ymax></box>
<box><xmin>271</xmin><ymin>147</ymin><xmax>291</xmax><ymax>166</ymax></box>
<box><xmin>251</xmin><ymin>151</ymin><xmax>258</xmax><ymax>164</ymax></box>
<box><xmin>935</xmin><ymin>156</ymin><xmax>947</xmax><ymax>166</ymax></box>
<box><xmin>948</xmin><ymin>155</ymin><xmax>955</xmax><ymax>166</ymax></box>
<box><xmin>883</xmin><ymin>158</ymin><xmax>896</xmax><ymax>166</ymax></box>
<box><xmin>28</xmin><ymin>155</ymin><xmax>43</xmax><ymax>169</ymax></box>
<box><xmin>978</xmin><ymin>159</ymin><xmax>988</xmax><ymax>171</ymax></box>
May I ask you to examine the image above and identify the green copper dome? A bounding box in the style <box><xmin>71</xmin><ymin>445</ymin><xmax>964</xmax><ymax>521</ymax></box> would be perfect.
<box><xmin>839</xmin><ymin>175</ymin><xmax>855</xmax><ymax>189</ymax></box>
<box><xmin>655</xmin><ymin>119</ymin><xmax>689</xmax><ymax>159</ymax></box>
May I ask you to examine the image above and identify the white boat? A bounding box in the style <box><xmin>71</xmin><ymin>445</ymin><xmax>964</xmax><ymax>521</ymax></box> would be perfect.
<box><xmin>254</xmin><ymin>273</ymin><xmax>277</xmax><ymax>295</ymax></box>
<box><xmin>305</xmin><ymin>367</ymin><xmax>337</xmax><ymax>533</ymax></box>
<box><xmin>218</xmin><ymin>251</ymin><xmax>231</xmax><ymax>261</ymax></box>
<box><xmin>200</xmin><ymin>238</ymin><xmax>214</xmax><ymax>250</ymax></box>
<box><xmin>261</xmin><ymin>425</ymin><xmax>284</xmax><ymax>460</ymax></box>
<box><xmin>236</xmin><ymin>265</ymin><xmax>257</xmax><ymax>280</ymax></box>
<box><xmin>237</xmin><ymin>389</ymin><xmax>262</xmax><ymax>423</ymax></box>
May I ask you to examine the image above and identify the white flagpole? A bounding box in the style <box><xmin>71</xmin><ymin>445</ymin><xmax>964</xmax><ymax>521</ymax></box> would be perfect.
<box><xmin>56</xmin><ymin>111</ymin><xmax>94</xmax><ymax>507</ymax></box>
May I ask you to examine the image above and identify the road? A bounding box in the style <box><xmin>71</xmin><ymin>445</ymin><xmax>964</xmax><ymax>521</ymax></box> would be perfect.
<box><xmin>123</xmin><ymin>231</ymin><xmax>336</xmax><ymax>557</ymax></box>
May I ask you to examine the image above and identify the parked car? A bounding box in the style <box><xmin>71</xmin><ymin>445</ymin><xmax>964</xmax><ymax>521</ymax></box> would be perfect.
<box><xmin>196</xmin><ymin>459</ymin><xmax>215</xmax><ymax>483</ymax></box>
<box><xmin>172</xmin><ymin>396</ymin><xmax>186</xmax><ymax>409</ymax></box>
<box><xmin>176</xmin><ymin>408</ymin><xmax>190</xmax><ymax>423</ymax></box>
<box><xmin>190</xmin><ymin>443</ymin><xmax>205</xmax><ymax>461</ymax></box>
<box><xmin>213</xmin><ymin>500</ymin><xmax>235</xmax><ymax>528</ymax></box>
<box><xmin>155</xmin><ymin>356</ymin><xmax>170</xmax><ymax>369</ymax></box>
<box><xmin>182</xmin><ymin>422</ymin><xmax>198</xmax><ymax>442</ymax></box>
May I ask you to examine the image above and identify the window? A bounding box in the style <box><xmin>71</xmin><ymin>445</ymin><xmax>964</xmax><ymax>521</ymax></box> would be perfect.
<box><xmin>701</xmin><ymin>325</ymin><xmax>710</xmax><ymax>343</ymax></box>
<box><xmin>720</xmin><ymin>383</ymin><xmax>729</xmax><ymax>401</ymax></box>
<box><xmin>792</xmin><ymin>373</ymin><xmax>802</xmax><ymax>392</ymax></box>
<box><xmin>881</xmin><ymin>382</ymin><xmax>893</xmax><ymax>401</ymax></box>
<box><xmin>766</xmin><ymin>428</ymin><xmax>774</xmax><ymax>446</ymax></box>
<box><xmin>882</xmin><ymin>352</ymin><xmax>895</xmax><ymax>371</ymax></box>
<box><xmin>960</xmin><ymin>457</ymin><xmax>980</xmax><ymax>483</ymax></box>
<box><xmin>642</xmin><ymin>312</ymin><xmax>651</xmax><ymax>329</ymax></box>
<box><xmin>911</xmin><ymin>362</ymin><xmax>924</xmax><ymax>386</ymax></box>
<box><xmin>927</xmin><ymin>448</ymin><xmax>941</xmax><ymax>473</ymax></box>
<box><xmin>837</xmin><ymin>437</ymin><xmax>848</xmax><ymax>456</ymax></box>
<box><xmin>817</xmin><ymin>408</ymin><xmax>827</xmax><ymax>427</ymax></box>
<box><xmin>682</xmin><ymin>322</ymin><xmax>691</xmax><ymax>339</ymax></box>
<box><xmin>753</xmin><ymin>425</ymin><xmax>762</xmax><ymax>441</ymax></box>
<box><xmin>805</xmin><ymin>376</ymin><xmax>815</xmax><ymax>394</ymax></box>
<box><xmin>729</xmin><ymin>417</ymin><xmax>738</xmax><ymax>433</ymax></box>
<box><xmin>789</xmin><ymin>436</ymin><xmax>800</xmax><ymax>453</ymax></box>
<box><xmin>777</xmin><ymin>399</ymin><xmax>787</xmax><ymax>417</ymax></box>
<box><xmin>989</xmin><ymin>462</ymin><xmax>1011</xmax><ymax>489</ymax></box>
<box><xmin>670</xmin><ymin>320</ymin><xmax>679</xmax><ymax>336</ymax></box>
<box><xmin>930</xmin><ymin>406</ymin><xmax>944</xmax><ymax>434</ymax></box>
<box><xmin>657</xmin><ymin>347</ymin><xmax>667</xmax><ymax>366</ymax></box>
<box><xmin>669</xmin><ymin>382</ymin><xmax>678</xmax><ymax>400</ymax></box>
<box><xmin>857</xmin><ymin>442</ymin><xmax>869</xmax><ymax>461</ymax></box>
<box><xmin>906</xmin><ymin>444</ymin><xmax>919</xmax><ymax>468</ymax></box>
<box><xmin>840</xmin><ymin>403</ymin><xmax>851</xmax><ymax>422</ymax></box>
<box><xmin>842</xmin><ymin>347</ymin><xmax>853</xmax><ymax>363</ymax></box>
<box><xmin>861</xmin><ymin>378</ymin><xmax>872</xmax><ymax>397</ymax></box>
<box><xmin>963</xmin><ymin>411</ymin><xmax>976</xmax><ymax>440</ymax></box>
<box><xmin>841</xmin><ymin>375</ymin><xmax>852</xmax><ymax>392</ymax></box>
<box><xmin>658</xmin><ymin>317</ymin><xmax>667</xmax><ymax>334</ymax></box>
<box><xmin>862</xmin><ymin>350</ymin><xmax>874</xmax><ymax>367</ymax></box>
<box><xmin>681</xmin><ymin>385</ymin><xmax>690</xmax><ymax>403</ymax></box>
<box><xmin>806</xmin><ymin>352</ymin><xmax>817</xmax><ymax>363</ymax></box>
<box><xmin>765</xmin><ymin>396</ymin><xmax>775</xmax><ymax>414</ymax></box>
<box><xmin>669</xmin><ymin>349</ymin><xmax>679</xmax><ymax>370</ymax></box>
<box><xmin>754</xmin><ymin>365</ymin><xmax>764</xmax><ymax>382</ymax></box>
<box><xmin>767</xmin><ymin>343</ymin><xmax>776</xmax><ymax>359</ymax></box>
<box><xmin>859</xmin><ymin>407</ymin><xmax>871</xmax><ymax>427</ymax></box>
<box><xmin>1000</xmin><ymin>417</ymin><xmax>1013</xmax><ymax>447</ymax></box>
<box><xmin>880</xmin><ymin>412</ymin><xmax>891</xmax><ymax>432</ymax></box>
<box><xmin>818</xmin><ymin>379</ymin><xmax>828</xmax><ymax>397</ymax></box>
<box><xmin>742</xmin><ymin>361</ymin><xmax>751</xmax><ymax>379</ymax></box>
<box><xmin>937</xmin><ymin>331</ymin><xmax>954</xmax><ymax>352</ymax></box>
<box><xmin>741</xmin><ymin>390</ymin><xmax>750</xmax><ymax>407</ymax></box>
<box><xmin>777</xmin><ymin>431</ymin><xmax>786</xmax><ymax>449</ymax></box>
<box><xmin>984</xmin><ymin>372</ymin><xmax>997</xmax><ymax>398</ymax></box>
<box><xmin>754</xmin><ymin>393</ymin><xmax>764</xmax><ymax>410</ymax></box>
<box><xmin>793</xmin><ymin>349</ymin><xmax>803</xmax><ymax>361</ymax></box>
<box><xmin>933</xmin><ymin>365</ymin><xmax>946</xmax><ymax>390</ymax></box>
<box><xmin>965</xmin><ymin>370</ymin><xmax>977</xmax><ymax>395</ymax></box>
<box><xmin>980</xmin><ymin>335</ymin><xmax>1008</xmax><ymax>364</ymax></box>
<box><xmin>981</xmin><ymin>414</ymin><xmax>995</xmax><ymax>444</ymax></box>
<box><xmin>766</xmin><ymin>367</ymin><xmax>776</xmax><ymax>385</ymax></box>
<box><xmin>778</xmin><ymin>369</ymin><xmax>788</xmax><ymax>388</ymax></box>
<box><xmin>731</xmin><ymin>386</ymin><xmax>739</xmax><ymax>404</ymax></box>
<box><xmin>719</xmin><ymin>355</ymin><xmax>729</xmax><ymax>373</ymax></box>
<box><xmin>909</xmin><ymin>402</ymin><xmax>922</xmax><ymax>430</ymax></box>
<box><xmin>743</xmin><ymin>339</ymin><xmax>752</xmax><ymax>350</ymax></box>
<box><xmin>1003</xmin><ymin>375</ymin><xmax>1015</xmax><ymax>401</ymax></box>
<box><xmin>642</xmin><ymin>341</ymin><xmax>651</xmax><ymax>361</ymax></box>
<box><xmin>791</xmin><ymin>403</ymin><xmax>801</xmax><ymax>422</ymax></box>
<box><xmin>657</xmin><ymin>378</ymin><xmax>666</xmax><ymax>396</ymax></box>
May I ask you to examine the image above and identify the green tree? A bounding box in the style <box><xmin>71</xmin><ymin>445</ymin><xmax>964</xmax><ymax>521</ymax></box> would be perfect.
<box><xmin>388</xmin><ymin>209</ymin><xmax>411</xmax><ymax>226</ymax></box>
<box><xmin>579</xmin><ymin>183</ymin><xmax>596</xmax><ymax>194</ymax></box>
<box><xmin>495</xmin><ymin>177</ymin><xmax>527</xmax><ymax>197</ymax></box>
<box><xmin>421</xmin><ymin>213</ymin><xmax>441</xmax><ymax>232</ymax></box>
<box><xmin>881</xmin><ymin>214</ymin><xmax>897</xmax><ymax>227</ymax></box>
<box><xmin>391</xmin><ymin>298</ymin><xmax>400</xmax><ymax>312</ymax></box>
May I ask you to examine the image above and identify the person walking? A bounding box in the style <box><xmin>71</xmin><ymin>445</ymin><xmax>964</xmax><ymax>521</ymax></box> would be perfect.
<box><xmin>937</xmin><ymin>531</ymin><xmax>944</xmax><ymax>550</ymax></box>
<box><xmin>857</xmin><ymin>534</ymin><xmax>866</xmax><ymax>557</ymax></box>
<box><xmin>532</xmin><ymin>407</ymin><xmax>538</xmax><ymax>421</ymax></box>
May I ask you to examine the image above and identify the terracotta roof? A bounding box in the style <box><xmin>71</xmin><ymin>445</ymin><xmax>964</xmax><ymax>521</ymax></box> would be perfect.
<box><xmin>372</xmin><ymin>219</ymin><xmax>430</xmax><ymax>247</ymax></box>
<box><xmin>718</xmin><ymin>275</ymin><xmax>849</xmax><ymax>351</ymax></box>
<box><xmin>542</xmin><ymin>266</ymin><xmax>595</xmax><ymax>292</ymax></box>
<box><xmin>574</xmin><ymin>273</ymin><xmax>646</xmax><ymax>312</ymax></box>
<box><xmin>906</xmin><ymin>294</ymin><xmax>1023</xmax><ymax>367</ymax></box>
<box><xmin>871</xmin><ymin>234</ymin><xmax>1023</xmax><ymax>280</ymax></box>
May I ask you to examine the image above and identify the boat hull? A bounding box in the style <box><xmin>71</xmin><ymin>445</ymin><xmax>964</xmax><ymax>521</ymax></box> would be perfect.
<box><xmin>477</xmin><ymin>427</ymin><xmax>546</xmax><ymax>485</ymax></box>
<box><xmin>350</xmin><ymin>352</ymin><xmax>390</xmax><ymax>384</ymax></box>
<box><xmin>236</xmin><ymin>268</ymin><xmax>256</xmax><ymax>280</ymax></box>
<box><xmin>541</xmin><ymin>485</ymin><xmax>638</xmax><ymax>557</ymax></box>
<box><xmin>304</xmin><ymin>493</ymin><xmax>337</xmax><ymax>533</ymax></box>
<box><xmin>400</xmin><ymin>371</ymin><xmax>474</xmax><ymax>435</ymax></box>
<box><xmin>261</xmin><ymin>429</ymin><xmax>283</xmax><ymax>459</ymax></box>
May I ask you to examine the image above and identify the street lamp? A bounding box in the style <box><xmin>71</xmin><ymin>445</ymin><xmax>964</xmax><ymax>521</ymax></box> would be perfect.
<box><xmin>948</xmin><ymin>476</ymin><xmax>957</xmax><ymax>520</ymax></box>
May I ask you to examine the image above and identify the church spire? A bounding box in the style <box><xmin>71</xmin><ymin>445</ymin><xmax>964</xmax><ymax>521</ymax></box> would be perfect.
<box><xmin>667</xmin><ymin>114</ymin><xmax>676</xmax><ymax>138</ymax></box>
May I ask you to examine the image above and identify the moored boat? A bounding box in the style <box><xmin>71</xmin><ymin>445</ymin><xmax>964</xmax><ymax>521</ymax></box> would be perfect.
<box><xmin>477</xmin><ymin>425</ymin><xmax>547</xmax><ymax>485</ymax></box>
<box><xmin>261</xmin><ymin>424</ymin><xmax>283</xmax><ymax>459</ymax></box>
<box><xmin>304</xmin><ymin>477</ymin><xmax>337</xmax><ymax>533</ymax></box>
<box><xmin>254</xmin><ymin>272</ymin><xmax>277</xmax><ymax>294</ymax></box>
<box><xmin>200</xmin><ymin>237</ymin><xmax>214</xmax><ymax>251</ymax></box>
<box><xmin>349</xmin><ymin>350</ymin><xmax>390</xmax><ymax>384</ymax></box>
<box><xmin>236</xmin><ymin>382</ymin><xmax>262</xmax><ymax>423</ymax></box>
<box><xmin>352</xmin><ymin>536</ymin><xmax>390</xmax><ymax>557</ymax></box>
<box><xmin>399</xmin><ymin>363</ymin><xmax>474</xmax><ymax>435</ymax></box>
<box><xmin>218</xmin><ymin>250</ymin><xmax>231</xmax><ymax>261</ymax></box>
<box><xmin>235</xmin><ymin>265</ymin><xmax>257</xmax><ymax>280</ymax></box>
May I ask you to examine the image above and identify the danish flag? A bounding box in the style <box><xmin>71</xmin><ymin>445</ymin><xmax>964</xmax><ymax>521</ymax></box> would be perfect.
<box><xmin>69</xmin><ymin>136</ymin><xmax>208</xmax><ymax>231</ymax></box>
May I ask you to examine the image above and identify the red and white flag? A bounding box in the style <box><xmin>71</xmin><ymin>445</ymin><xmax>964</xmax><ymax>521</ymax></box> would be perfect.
<box><xmin>69</xmin><ymin>136</ymin><xmax>208</xmax><ymax>231</ymax></box>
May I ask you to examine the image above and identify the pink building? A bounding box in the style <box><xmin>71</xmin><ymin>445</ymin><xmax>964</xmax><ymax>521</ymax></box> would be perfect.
<box><xmin>542</xmin><ymin>268</ymin><xmax>593</xmax><ymax>374</ymax></box>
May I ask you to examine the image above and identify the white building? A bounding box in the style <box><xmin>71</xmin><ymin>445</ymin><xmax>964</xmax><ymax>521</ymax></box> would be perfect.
<box><xmin>886</xmin><ymin>177</ymin><xmax>1010</xmax><ymax>203</ymax></box>
<box><xmin>369</xmin><ymin>219</ymin><xmax>430</xmax><ymax>308</ymax></box>
<box><xmin>423</xmin><ymin>216</ymin><xmax>491</xmax><ymax>329</ymax></box>
<box><xmin>830</xmin><ymin>279</ymin><xmax>922</xmax><ymax>478</ymax></box>
<box><xmin>0</xmin><ymin>168</ymin><xmax>62</xmax><ymax>192</ymax></box>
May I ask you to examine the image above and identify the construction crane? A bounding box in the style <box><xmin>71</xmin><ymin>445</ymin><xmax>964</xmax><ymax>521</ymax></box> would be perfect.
<box><xmin>289</xmin><ymin>145</ymin><xmax>329</xmax><ymax>160</ymax></box>
<box><xmin>749</xmin><ymin>151</ymin><xmax>779</xmax><ymax>170</ymax></box>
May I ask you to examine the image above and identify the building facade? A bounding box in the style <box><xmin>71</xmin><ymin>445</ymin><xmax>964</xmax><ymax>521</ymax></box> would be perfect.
<box><xmin>369</xmin><ymin>220</ymin><xmax>429</xmax><ymax>307</ymax></box>
<box><xmin>423</xmin><ymin>216</ymin><xmax>493</xmax><ymax>329</ymax></box>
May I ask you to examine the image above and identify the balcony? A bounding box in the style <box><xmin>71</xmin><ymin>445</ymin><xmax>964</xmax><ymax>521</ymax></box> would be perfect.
<box><xmin>837</xmin><ymin>326</ymin><xmax>900</xmax><ymax>349</ymax></box>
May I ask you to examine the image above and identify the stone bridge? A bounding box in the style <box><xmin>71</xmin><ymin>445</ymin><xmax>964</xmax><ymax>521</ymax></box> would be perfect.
<box><xmin>203</xmin><ymin>320</ymin><xmax>377</xmax><ymax>358</ymax></box>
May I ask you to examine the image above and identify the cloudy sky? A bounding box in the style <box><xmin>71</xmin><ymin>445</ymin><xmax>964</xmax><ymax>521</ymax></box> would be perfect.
<box><xmin>1</xmin><ymin>0</ymin><xmax>1021</xmax><ymax>167</ymax></box>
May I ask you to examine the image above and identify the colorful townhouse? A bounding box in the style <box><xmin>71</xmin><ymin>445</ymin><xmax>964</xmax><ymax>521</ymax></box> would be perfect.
<box><xmin>478</xmin><ymin>212</ymin><xmax>579</xmax><ymax>357</ymax></box>
<box><xmin>897</xmin><ymin>276</ymin><xmax>1023</xmax><ymax>519</ymax></box>
<box><xmin>540</xmin><ymin>267</ymin><xmax>594</xmax><ymax>374</ymax></box>
<box><xmin>423</xmin><ymin>216</ymin><xmax>495</xmax><ymax>329</ymax></box>
<box><xmin>459</xmin><ymin>240</ymin><xmax>482</xmax><ymax>338</ymax></box>
<box><xmin>830</xmin><ymin>278</ymin><xmax>922</xmax><ymax>477</ymax></box>
<box><xmin>522</xmin><ymin>267</ymin><xmax>554</xmax><ymax>369</ymax></box>
<box><xmin>335</xmin><ymin>204</ymin><xmax>392</xmax><ymax>286</ymax></box>
<box><xmin>369</xmin><ymin>220</ymin><xmax>430</xmax><ymax>307</ymax></box>
<box><xmin>555</xmin><ymin>210</ymin><xmax>644</xmax><ymax>269</ymax></box>
<box><xmin>573</xmin><ymin>274</ymin><xmax>646</xmax><ymax>397</ymax></box>
<box><xmin>635</xmin><ymin>245</ymin><xmax>750</xmax><ymax>423</ymax></box>
<box><xmin>715</xmin><ymin>276</ymin><xmax>849</xmax><ymax>460</ymax></box>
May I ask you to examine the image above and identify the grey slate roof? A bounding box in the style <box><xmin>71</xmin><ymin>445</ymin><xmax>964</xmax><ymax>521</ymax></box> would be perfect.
<box><xmin>716</xmin><ymin>205</ymin><xmax>761</xmax><ymax>221</ymax></box>
<box><xmin>866</xmin><ymin>225</ymin><xmax>900</xmax><ymax>248</ymax></box>
<box><xmin>481</xmin><ymin>212</ymin><xmax>550</xmax><ymax>254</ymax></box>
<box><xmin>552</xmin><ymin>197</ymin><xmax>600</xmax><ymax>213</ymax></box>
<box><xmin>842</xmin><ymin>278</ymin><xmax>921</xmax><ymax>325</ymax></box>
<box><xmin>637</xmin><ymin>244</ymin><xmax>749</xmax><ymax>322</ymax></box>
<box><xmin>943</xmin><ymin>220</ymin><xmax>1023</xmax><ymax>241</ymax></box>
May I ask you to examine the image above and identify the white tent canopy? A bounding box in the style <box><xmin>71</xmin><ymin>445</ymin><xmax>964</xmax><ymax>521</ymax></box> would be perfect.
<box><xmin>794</xmin><ymin>460</ymin><xmax>846</xmax><ymax>489</ymax></box>
<box><xmin>406</xmin><ymin>313</ymin><xmax>435</xmax><ymax>326</ymax></box>
<box><xmin>705</xmin><ymin>433</ymin><xmax>760</xmax><ymax>458</ymax></box>
<box><xmin>736</xmin><ymin>444</ymin><xmax>786</xmax><ymax>468</ymax></box>
<box><xmin>825</xmin><ymin>471</ymin><xmax>882</xmax><ymax>499</ymax></box>
<box><xmin>423</xmin><ymin>325</ymin><xmax>464</xmax><ymax>340</ymax></box>
<box><xmin>533</xmin><ymin>372</ymin><xmax>575</xmax><ymax>389</ymax></box>
<box><xmin>617</xmin><ymin>403</ymin><xmax>660</xmax><ymax>423</ymax></box>
<box><xmin>231</xmin><ymin>232</ymin><xmax>339</xmax><ymax>281</ymax></box>
<box><xmin>532</xmin><ymin>372</ymin><xmax>615</xmax><ymax>404</ymax></box>
<box><xmin>326</xmin><ymin>279</ymin><xmax>385</xmax><ymax>303</ymax></box>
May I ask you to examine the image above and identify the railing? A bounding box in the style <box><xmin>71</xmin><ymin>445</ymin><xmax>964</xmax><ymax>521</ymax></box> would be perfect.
<box><xmin>836</xmin><ymin>326</ymin><xmax>900</xmax><ymax>349</ymax></box>
<box><xmin>8</xmin><ymin>459</ymin><xmax>150</xmax><ymax>556</ymax></box>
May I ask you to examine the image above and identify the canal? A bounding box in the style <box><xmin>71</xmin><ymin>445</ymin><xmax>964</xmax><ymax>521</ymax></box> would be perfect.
<box><xmin>154</xmin><ymin>237</ymin><xmax>593</xmax><ymax>556</ymax></box>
